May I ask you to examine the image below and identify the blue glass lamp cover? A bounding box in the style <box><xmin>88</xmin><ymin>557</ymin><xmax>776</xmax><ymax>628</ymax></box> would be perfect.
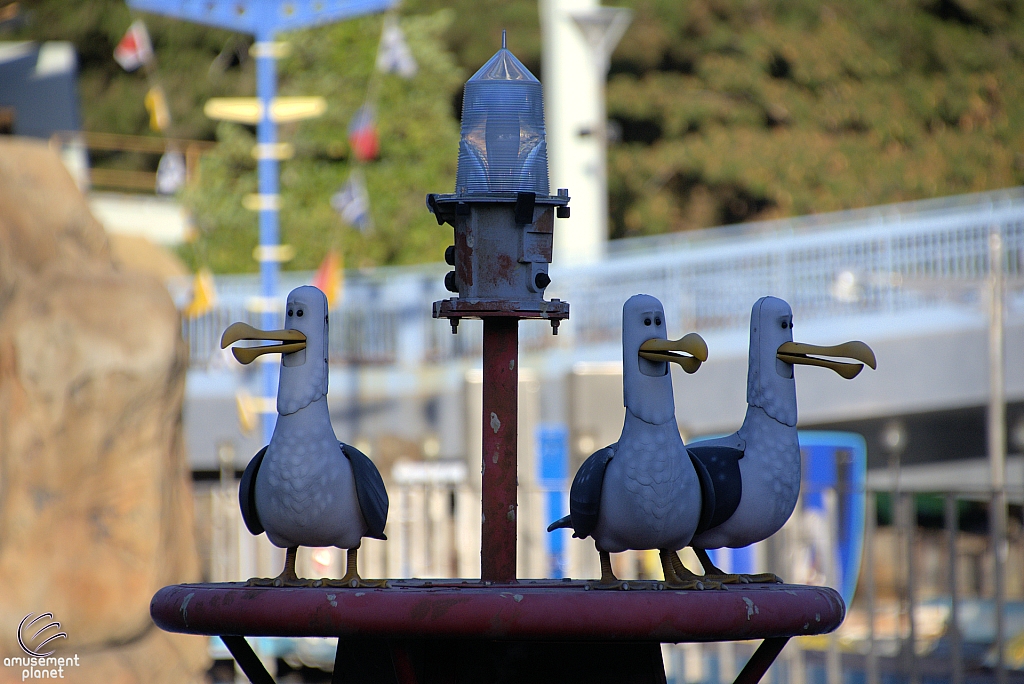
<box><xmin>455</xmin><ymin>41</ymin><xmax>549</xmax><ymax>196</ymax></box>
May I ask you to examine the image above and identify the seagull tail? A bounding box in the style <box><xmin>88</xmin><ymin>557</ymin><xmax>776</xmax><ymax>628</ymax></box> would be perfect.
<box><xmin>546</xmin><ymin>515</ymin><xmax>573</xmax><ymax>533</ymax></box>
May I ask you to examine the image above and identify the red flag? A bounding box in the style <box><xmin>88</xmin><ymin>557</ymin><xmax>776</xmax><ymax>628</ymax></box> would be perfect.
<box><xmin>348</xmin><ymin>105</ymin><xmax>378</xmax><ymax>162</ymax></box>
<box><xmin>114</xmin><ymin>20</ymin><xmax>153</xmax><ymax>72</ymax></box>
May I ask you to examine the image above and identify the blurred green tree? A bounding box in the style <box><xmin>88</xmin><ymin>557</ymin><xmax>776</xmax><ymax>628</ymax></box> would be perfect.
<box><xmin>407</xmin><ymin>0</ymin><xmax>1024</xmax><ymax>239</ymax></box>
<box><xmin>178</xmin><ymin>11</ymin><xmax>463</xmax><ymax>272</ymax></box>
<box><xmin>10</xmin><ymin>0</ymin><xmax>1024</xmax><ymax>265</ymax></box>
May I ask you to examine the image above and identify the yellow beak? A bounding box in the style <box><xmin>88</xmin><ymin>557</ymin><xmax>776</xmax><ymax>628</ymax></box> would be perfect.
<box><xmin>638</xmin><ymin>333</ymin><xmax>709</xmax><ymax>375</ymax></box>
<box><xmin>776</xmin><ymin>340</ymin><xmax>876</xmax><ymax>379</ymax></box>
<box><xmin>220</xmin><ymin>322</ymin><xmax>307</xmax><ymax>365</ymax></box>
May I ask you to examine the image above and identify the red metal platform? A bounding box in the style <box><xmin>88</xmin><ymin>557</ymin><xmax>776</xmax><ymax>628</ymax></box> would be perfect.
<box><xmin>152</xmin><ymin>580</ymin><xmax>843</xmax><ymax>641</ymax></box>
<box><xmin>152</xmin><ymin>580</ymin><xmax>843</xmax><ymax>684</ymax></box>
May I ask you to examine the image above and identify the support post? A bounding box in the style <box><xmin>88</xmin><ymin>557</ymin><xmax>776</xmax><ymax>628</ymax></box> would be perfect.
<box><xmin>865</xmin><ymin>490</ymin><xmax>878</xmax><ymax>684</ymax></box>
<box><xmin>732</xmin><ymin>637</ymin><xmax>789</xmax><ymax>684</ymax></box>
<box><xmin>945</xmin><ymin>493</ymin><xmax>963</xmax><ymax>684</ymax></box>
<box><xmin>902</xmin><ymin>492</ymin><xmax>919</xmax><ymax>684</ymax></box>
<box><xmin>988</xmin><ymin>226</ymin><xmax>1007</xmax><ymax>684</ymax></box>
<box><xmin>481</xmin><ymin>317</ymin><xmax>519</xmax><ymax>582</ymax></box>
<box><xmin>220</xmin><ymin>636</ymin><xmax>275</xmax><ymax>684</ymax></box>
<box><xmin>256</xmin><ymin>31</ymin><xmax>281</xmax><ymax>447</ymax></box>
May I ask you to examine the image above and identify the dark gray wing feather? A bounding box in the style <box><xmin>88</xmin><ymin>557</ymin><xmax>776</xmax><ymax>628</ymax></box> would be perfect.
<box><xmin>341</xmin><ymin>442</ymin><xmax>389</xmax><ymax>540</ymax></box>
<box><xmin>239</xmin><ymin>446</ymin><xmax>267</xmax><ymax>535</ymax></box>
<box><xmin>688</xmin><ymin>450</ymin><xmax>716</xmax><ymax>536</ymax></box>
<box><xmin>687</xmin><ymin>445</ymin><xmax>744</xmax><ymax>532</ymax></box>
<box><xmin>566</xmin><ymin>444</ymin><xmax>616</xmax><ymax>539</ymax></box>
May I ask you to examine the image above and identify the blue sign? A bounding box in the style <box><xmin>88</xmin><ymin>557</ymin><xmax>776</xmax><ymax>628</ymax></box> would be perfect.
<box><xmin>537</xmin><ymin>424</ymin><xmax>569</xmax><ymax>578</ymax></box>
<box><xmin>701</xmin><ymin>430</ymin><xmax>866</xmax><ymax>605</ymax></box>
<box><xmin>798</xmin><ymin>431</ymin><xmax>867</xmax><ymax>606</ymax></box>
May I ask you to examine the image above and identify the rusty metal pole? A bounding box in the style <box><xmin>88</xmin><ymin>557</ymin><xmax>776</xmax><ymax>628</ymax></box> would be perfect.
<box><xmin>481</xmin><ymin>317</ymin><xmax>519</xmax><ymax>582</ymax></box>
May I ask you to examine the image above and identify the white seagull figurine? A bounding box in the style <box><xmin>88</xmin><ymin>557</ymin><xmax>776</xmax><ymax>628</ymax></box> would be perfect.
<box><xmin>548</xmin><ymin>294</ymin><xmax>712</xmax><ymax>589</ymax></box>
<box><xmin>221</xmin><ymin>286</ymin><xmax>388</xmax><ymax>587</ymax></box>
<box><xmin>685</xmin><ymin>296</ymin><xmax>875</xmax><ymax>583</ymax></box>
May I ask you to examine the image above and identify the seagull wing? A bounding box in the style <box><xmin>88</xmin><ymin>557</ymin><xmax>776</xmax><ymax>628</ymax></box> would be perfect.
<box><xmin>688</xmin><ymin>450</ymin><xmax>716</xmax><ymax>536</ymax></box>
<box><xmin>563</xmin><ymin>444</ymin><xmax>616</xmax><ymax>539</ymax></box>
<box><xmin>239</xmin><ymin>446</ymin><xmax>267</xmax><ymax>535</ymax></box>
<box><xmin>341</xmin><ymin>442</ymin><xmax>389</xmax><ymax>540</ymax></box>
<box><xmin>687</xmin><ymin>445</ymin><xmax>744</xmax><ymax>533</ymax></box>
<box><xmin>687</xmin><ymin>432</ymin><xmax>745</xmax><ymax>451</ymax></box>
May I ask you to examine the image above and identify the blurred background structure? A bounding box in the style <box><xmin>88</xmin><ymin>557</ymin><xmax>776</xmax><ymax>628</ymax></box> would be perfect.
<box><xmin>2</xmin><ymin>0</ymin><xmax>1024</xmax><ymax>682</ymax></box>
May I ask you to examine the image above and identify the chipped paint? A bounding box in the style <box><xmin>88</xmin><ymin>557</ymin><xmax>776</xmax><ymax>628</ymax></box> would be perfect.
<box><xmin>742</xmin><ymin>596</ymin><xmax>760</xmax><ymax>620</ymax></box>
<box><xmin>490</xmin><ymin>412</ymin><xmax>501</xmax><ymax>433</ymax></box>
<box><xmin>180</xmin><ymin>592</ymin><xmax>195</xmax><ymax>628</ymax></box>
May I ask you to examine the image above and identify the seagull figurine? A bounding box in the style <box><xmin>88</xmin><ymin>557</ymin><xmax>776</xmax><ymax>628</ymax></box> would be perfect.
<box><xmin>548</xmin><ymin>294</ymin><xmax>713</xmax><ymax>589</ymax></box>
<box><xmin>684</xmin><ymin>296</ymin><xmax>876</xmax><ymax>584</ymax></box>
<box><xmin>220</xmin><ymin>286</ymin><xmax>389</xmax><ymax>588</ymax></box>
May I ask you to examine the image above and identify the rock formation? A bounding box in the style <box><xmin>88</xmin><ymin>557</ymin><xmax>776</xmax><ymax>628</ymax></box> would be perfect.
<box><xmin>0</xmin><ymin>137</ymin><xmax>208</xmax><ymax>683</ymax></box>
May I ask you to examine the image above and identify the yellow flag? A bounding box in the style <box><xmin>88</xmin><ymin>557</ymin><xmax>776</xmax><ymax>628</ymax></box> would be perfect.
<box><xmin>312</xmin><ymin>249</ymin><xmax>344</xmax><ymax>308</ymax></box>
<box><xmin>144</xmin><ymin>85</ymin><xmax>171</xmax><ymax>132</ymax></box>
<box><xmin>183</xmin><ymin>268</ymin><xmax>216</xmax><ymax>318</ymax></box>
<box><xmin>235</xmin><ymin>392</ymin><xmax>258</xmax><ymax>434</ymax></box>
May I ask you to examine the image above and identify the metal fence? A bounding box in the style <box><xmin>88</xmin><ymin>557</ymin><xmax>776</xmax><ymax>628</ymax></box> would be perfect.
<box><xmin>179</xmin><ymin>187</ymin><xmax>1024</xmax><ymax>368</ymax></box>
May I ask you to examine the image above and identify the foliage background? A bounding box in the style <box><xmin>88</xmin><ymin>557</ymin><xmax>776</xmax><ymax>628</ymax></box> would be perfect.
<box><xmin>7</xmin><ymin>0</ymin><xmax>1024</xmax><ymax>270</ymax></box>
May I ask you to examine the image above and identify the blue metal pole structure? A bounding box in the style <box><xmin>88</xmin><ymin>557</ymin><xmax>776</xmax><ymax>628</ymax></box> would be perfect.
<box><xmin>127</xmin><ymin>0</ymin><xmax>396</xmax><ymax>444</ymax></box>
<box><xmin>255</xmin><ymin>24</ymin><xmax>280</xmax><ymax>446</ymax></box>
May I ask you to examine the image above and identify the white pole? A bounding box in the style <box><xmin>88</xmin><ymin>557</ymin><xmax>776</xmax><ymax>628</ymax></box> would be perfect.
<box><xmin>541</xmin><ymin>0</ymin><xmax>630</xmax><ymax>266</ymax></box>
<box><xmin>988</xmin><ymin>226</ymin><xmax>1007</xmax><ymax>684</ymax></box>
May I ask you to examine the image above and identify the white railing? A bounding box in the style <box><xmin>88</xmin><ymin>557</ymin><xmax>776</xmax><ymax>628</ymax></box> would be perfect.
<box><xmin>180</xmin><ymin>187</ymin><xmax>1024</xmax><ymax>367</ymax></box>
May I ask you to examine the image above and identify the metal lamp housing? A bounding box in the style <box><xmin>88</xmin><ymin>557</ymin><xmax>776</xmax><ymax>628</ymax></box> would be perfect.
<box><xmin>429</xmin><ymin>41</ymin><xmax>570</xmax><ymax>328</ymax></box>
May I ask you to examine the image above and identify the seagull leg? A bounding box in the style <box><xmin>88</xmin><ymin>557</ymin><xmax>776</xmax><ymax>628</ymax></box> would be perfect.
<box><xmin>324</xmin><ymin>547</ymin><xmax>389</xmax><ymax>588</ymax></box>
<box><xmin>694</xmin><ymin>548</ymin><xmax>781</xmax><ymax>584</ymax></box>
<box><xmin>662</xmin><ymin>550</ymin><xmax>722</xmax><ymax>590</ymax></box>
<box><xmin>247</xmin><ymin>546</ymin><xmax>310</xmax><ymax>587</ymax></box>
<box><xmin>589</xmin><ymin>550</ymin><xmax>629</xmax><ymax>590</ymax></box>
<box><xmin>659</xmin><ymin>550</ymin><xmax>712</xmax><ymax>590</ymax></box>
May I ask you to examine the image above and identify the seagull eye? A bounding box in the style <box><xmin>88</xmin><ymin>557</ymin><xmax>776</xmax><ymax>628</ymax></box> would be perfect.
<box><xmin>644</xmin><ymin>318</ymin><xmax>651</xmax><ymax>326</ymax></box>
<box><xmin>781</xmin><ymin>322</ymin><xmax>788</xmax><ymax>329</ymax></box>
<box><xmin>655</xmin><ymin>316</ymin><xmax>662</xmax><ymax>326</ymax></box>
<box><xmin>297</xmin><ymin>309</ymin><xmax>304</xmax><ymax>317</ymax></box>
<box><xmin>288</xmin><ymin>309</ymin><xmax>293</xmax><ymax>317</ymax></box>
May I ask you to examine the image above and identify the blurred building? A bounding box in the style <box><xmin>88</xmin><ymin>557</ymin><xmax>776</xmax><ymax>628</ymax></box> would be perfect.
<box><xmin>180</xmin><ymin>186</ymin><xmax>1024</xmax><ymax>680</ymax></box>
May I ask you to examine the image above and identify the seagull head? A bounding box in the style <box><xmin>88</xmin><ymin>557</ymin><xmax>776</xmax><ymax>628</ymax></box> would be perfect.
<box><xmin>747</xmin><ymin>296</ymin><xmax>876</xmax><ymax>426</ymax></box>
<box><xmin>623</xmin><ymin>294</ymin><xmax>708</xmax><ymax>425</ymax></box>
<box><xmin>220</xmin><ymin>286</ymin><xmax>330</xmax><ymax>415</ymax></box>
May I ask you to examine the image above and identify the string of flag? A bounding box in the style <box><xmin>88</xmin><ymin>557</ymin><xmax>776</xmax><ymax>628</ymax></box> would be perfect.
<box><xmin>331</xmin><ymin>11</ymin><xmax>418</xmax><ymax>236</ymax></box>
<box><xmin>114</xmin><ymin>19</ymin><xmax>171</xmax><ymax>134</ymax></box>
<box><xmin>121</xmin><ymin>13</ymin><xmax>420</xmax><ymax>317</ymax></box>
<box><xmin>114</xmin><ymin>18</ymin><xmax>216</xmax><ymax>317</ymax></box>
